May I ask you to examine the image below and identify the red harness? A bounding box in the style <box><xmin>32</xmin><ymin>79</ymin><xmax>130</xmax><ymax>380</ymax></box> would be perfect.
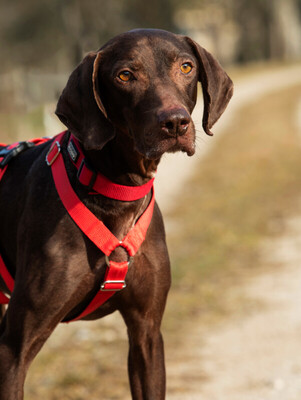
<box><xmin>0</xmin><ymin>131</ymin><xmax>155</xmax><ymax>321</ymax></box>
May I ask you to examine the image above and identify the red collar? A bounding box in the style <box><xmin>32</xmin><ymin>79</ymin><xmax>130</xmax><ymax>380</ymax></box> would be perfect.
<box><xmin>66</xmin><ymin>132</ymin><xmax>154</xmax><ymax>201</ymax></box>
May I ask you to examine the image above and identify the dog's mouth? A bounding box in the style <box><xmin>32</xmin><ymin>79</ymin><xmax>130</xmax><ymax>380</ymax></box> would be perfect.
<box><xmin>166</xmin><ymin>134</ymin><xmax>196</xmax><ymax>156</ymax></box>
<box><xmin>136</xmin><ymin>132</ymin><xmax>196</xmax><ymax>160</ymax></box>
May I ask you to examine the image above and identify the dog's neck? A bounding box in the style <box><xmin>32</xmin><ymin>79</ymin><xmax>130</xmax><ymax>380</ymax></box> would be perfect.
<box><xmin>85</xmin><ymin>133</ymin><xmax>160</xmax><ymax>186</ymax></box>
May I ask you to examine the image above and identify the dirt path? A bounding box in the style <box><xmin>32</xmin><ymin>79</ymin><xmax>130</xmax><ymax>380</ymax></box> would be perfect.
<box><xmin>167</xmin><ymin>216</ymin><xmax>301</xmax><ymax>400</ymax></box>
<box><xmin>165</xmin><ymin>64</ymin><xmax>301</xmax><ymax>399</ymax></box>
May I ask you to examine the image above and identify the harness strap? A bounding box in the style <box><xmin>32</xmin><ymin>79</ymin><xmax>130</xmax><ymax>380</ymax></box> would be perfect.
<box><xmin>71</xmin><ymin>261</ymin><xmax>130</xmax><ymax>322</ymax></box>
<box><xmin>0</xmin><ymin>142</ymin><xmax>23</xmax><ymax>303</ymax></box>
<box><xmin>0</xmin><ymin>142</ymin><xmax>18</xmax><ymax>181</ymax></box>
<box><xmin>67</xmin><ymin>134</ymin><xmax>155</xmax><ymax>200</ymax></box>
<box><xmin>0</xmin><ymin>152</ymin><xmax>9</xmax><ymax>302</ymax></box>
<box><xmin>0</xmin><ymin>255</ymin><xmax>14</xmax><ymax>303</ymax></box>
<box><xmin>0</xmin><ymin>164</ymin><xmax>8</xmax><ymax>182</ymax></box>
<box><xmin>46</xmin><ymin>132</ymin><xmax>155</xmax><ymax>321</ymax></box>
<box><xmin>0</xmin><ymin>131</ymin><xmax>155</xmax><ymax>321</ymax></box>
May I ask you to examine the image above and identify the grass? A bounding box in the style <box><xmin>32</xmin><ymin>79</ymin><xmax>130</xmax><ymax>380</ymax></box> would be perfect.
<box><xmin>1</xmin><ymin>63</ymin><xmax>300</xmax><ymax>398</ymax></box>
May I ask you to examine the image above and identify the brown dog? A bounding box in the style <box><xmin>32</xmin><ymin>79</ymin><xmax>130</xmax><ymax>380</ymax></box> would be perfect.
<box><xmin>0</xmin><ymin>29</ymin><xmax>233</xmax><ymax>399</ymax></box>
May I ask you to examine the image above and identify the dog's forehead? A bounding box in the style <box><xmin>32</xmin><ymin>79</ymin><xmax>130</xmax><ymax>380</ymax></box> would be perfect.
<box><xmin>101</xmin><ymin>30</ymin><xmax>193</xmax><ymax>67</ymax></box>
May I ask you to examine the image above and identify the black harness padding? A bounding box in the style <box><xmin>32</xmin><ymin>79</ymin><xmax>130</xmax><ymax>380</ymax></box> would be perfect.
<box><xmin>0</xmin><ymin>141</ymin><xmax>35</xmax><ymax>169</ymax></box>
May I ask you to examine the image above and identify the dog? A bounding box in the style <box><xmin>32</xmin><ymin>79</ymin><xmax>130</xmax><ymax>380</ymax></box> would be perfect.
<box><xmin>0</xmin><ymin>29</ymin><xmax>233</xmax><ymax>399</ymax></box>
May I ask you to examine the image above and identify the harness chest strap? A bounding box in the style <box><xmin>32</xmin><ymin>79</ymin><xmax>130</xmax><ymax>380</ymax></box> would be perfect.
<box><xmin>0</xmin><ymin>165</ymin><xmax>8</xmax><ymax>182</ymax></box>
<box><xmin>46</xmin><ymin>132</ymin><xmax>155</xmax><ymax>321</ymax></box>
<box><xmin>0</xmin><ymin>142</ymin><xmax>25</xmax><ymax>303</ymax></box>
<box><xmin>0</xmin><ymin>132</ymin><xmax>155</xmax><ymax>321</ymax></box>
<box><xmin>0</xmin><ymin>138</ymin><xmax>49</xmax><ymax>304</ymax></box>
<box><xmin>0</xmin><ymin>142</ymin><xmax>18</xmax><ymax>184</ymax></box>
<box><xmin>0</xmin><ymin>152</ymin><xmax>10</xmax><ymax>303</ymax></box>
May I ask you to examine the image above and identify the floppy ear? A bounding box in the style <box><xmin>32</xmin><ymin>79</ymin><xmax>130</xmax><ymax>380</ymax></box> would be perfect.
<box><xmin>55</xmin><ymin>52</ymin><xmax>115</xmax><ymax>150</ymax></box>
<box><xmin>185</xmin><ymin>37</ymin><xmax>233</xmax><ymax>136</ymax></box>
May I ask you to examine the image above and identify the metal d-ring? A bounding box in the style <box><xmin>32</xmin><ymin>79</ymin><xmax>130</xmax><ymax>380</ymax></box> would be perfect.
<box><xmin>105</xmin><ymin>242</ymin><xmax>134</xmax><ymax>267</ymax></box>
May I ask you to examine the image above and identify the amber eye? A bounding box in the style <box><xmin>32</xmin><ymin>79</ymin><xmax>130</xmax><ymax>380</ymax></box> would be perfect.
<box><xmin>180</xmin><ymin>63</ymin><xmax>192</xmax><ymax>74</ymax></box>
<box><xmin>118</xmin><ymin>71</ymin><xmax>133</xmax><ymax>82</ymax></box>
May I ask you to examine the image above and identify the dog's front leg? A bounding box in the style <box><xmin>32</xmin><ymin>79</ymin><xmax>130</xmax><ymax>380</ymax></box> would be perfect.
<box><xmin>124</xmin><ymin>312</ymin><xmax>166</xmax><ymax>400</ymax></box>
<box><xmin>119</xmin><ymin>249</ymin><xmax>170</xmax><ymax>400</ymax></box>
<box><xmin>0</xmin><ymin>293</ymin><xmax>64</xmax><ymax>400</ymax></box>
<box><xmin>0</xmin><ymin>254</ymin><xmax>78</xmax><ymax>399</ymax></box>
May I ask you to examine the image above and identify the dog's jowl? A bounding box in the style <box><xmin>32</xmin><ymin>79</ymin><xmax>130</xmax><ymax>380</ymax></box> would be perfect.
<box><xmin>0</xmin><ymin>29</ymin><xmax>233</xmax><ymax>399</ymax></box>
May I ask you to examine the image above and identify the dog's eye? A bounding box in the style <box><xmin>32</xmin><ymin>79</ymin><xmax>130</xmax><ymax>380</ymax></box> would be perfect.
<box><xmin>118</xmin><ymin>71</ymin><xmax>133</xmax><ymax>82</ymax></box>
<box><xmin>180</xmin><ymin>63</ymin><xmax>192</xmax><ymax>74</ymax></box>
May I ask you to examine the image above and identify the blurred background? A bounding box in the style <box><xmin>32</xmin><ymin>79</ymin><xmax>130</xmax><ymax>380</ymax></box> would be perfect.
<box><xmin>0</xmin><ymin>0</ymin><xmax>301</xmax><ymax>140</ymax></box>
<box><xmin>1</xmin><ymin>1</ymin><xmax>301</xmax><ymax>399</ymax></box>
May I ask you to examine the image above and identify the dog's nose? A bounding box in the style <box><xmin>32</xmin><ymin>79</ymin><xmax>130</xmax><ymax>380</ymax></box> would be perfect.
<box><xmin>159</xmin><ymin>108</ymin><xmax>191</xmax><ymax>137</ymax></box>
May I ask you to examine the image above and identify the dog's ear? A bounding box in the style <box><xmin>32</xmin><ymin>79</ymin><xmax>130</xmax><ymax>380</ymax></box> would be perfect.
<box><xmin>55</xmin><ymin>52</ymin><xmax>115</xmax><ymax>150</ymax></box>
<box><xmin>185</xmin><ymin>37</ymin><xmax>233</xmax><ymax>136</ymax></box>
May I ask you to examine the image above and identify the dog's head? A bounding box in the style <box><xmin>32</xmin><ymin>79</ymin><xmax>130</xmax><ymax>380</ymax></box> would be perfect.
<box><xmin>56</xmin><ymin>29</ymin><xmax>233</xmax><ymax>159</ymax></box>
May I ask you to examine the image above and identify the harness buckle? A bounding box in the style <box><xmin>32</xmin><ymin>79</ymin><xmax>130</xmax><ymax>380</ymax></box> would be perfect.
<box><xmin>0</xmin><ymin>141</ymin><xmax>35</xmax><ymax>169</ymax></box>
<box><xmin>45</xmin><ymin>141</ymin><xmax>61</xmax><ymax>166</ymax></box>
<box><xmin>100</xmin><ymin>243</ymin><xmax>133</xmax><ymax>292</ymax></box>
<box><xmin>77</xmin><ymin>159</ymin><xmax>97</xmax><ymax>192</ymax></box>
